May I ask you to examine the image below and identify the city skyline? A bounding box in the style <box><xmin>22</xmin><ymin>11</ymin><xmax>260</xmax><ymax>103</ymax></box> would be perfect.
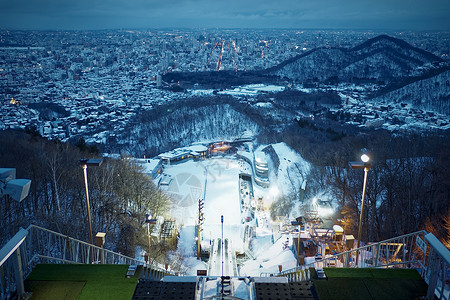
<box><xmin>0</xmin><ymin>0</ymin><xmax>449</xmax><ymax>31</ymax></box>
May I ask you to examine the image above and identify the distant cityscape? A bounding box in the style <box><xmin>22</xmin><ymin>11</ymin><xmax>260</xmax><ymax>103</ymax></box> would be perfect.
<box><xmin>1</xmin><ymin>29</ymin><xmax>449</xmax><ymax>144</ymax></box>
<box><xmin>1</xmin><ymin>27</ymin><xmax>449</xmax><ymax>300</ymax></box>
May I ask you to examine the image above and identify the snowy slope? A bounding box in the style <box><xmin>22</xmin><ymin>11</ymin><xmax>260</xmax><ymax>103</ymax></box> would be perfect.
<box><xmin>269</xmin><ymin>142</ymin><xmax>311</xmax><ymax>198</ymax></box>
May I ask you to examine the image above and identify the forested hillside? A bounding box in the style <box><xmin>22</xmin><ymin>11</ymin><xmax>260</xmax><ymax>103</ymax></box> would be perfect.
<box><xmin>370</xmin><ymin>68</ymin><xmax>450</xmax><ymax>115</ymax></box>
<box><xmin>268</xmin><ymin>35</ymin><xmax>444</xmax><ymax>84</ymax></box>
<box><xmin>278</xmin><ymin>125</ymin><xmax>450</xmax><ymax>245</ymax></box>
<box><xmin>0</xmin><ymin>130</ymin><xmax>170</xmax><ymax>258</ymax></box>
<box><xmin>114</xmin><ymin>102</ymin><xmax>261</xmax><ymax>156</ymax></box>
<box><xmin>1</xmin><ymin>123</ymin><xmax>449</xmax><ymax>253</ymax></box>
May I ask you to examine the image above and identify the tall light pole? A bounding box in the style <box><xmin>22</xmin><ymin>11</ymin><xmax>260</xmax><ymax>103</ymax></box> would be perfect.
<box><xmin>79</xmin><ymin>158</ymin><xmax>102</xmax><ymax>262</ymax></box>
<box><xmin>221</xmin><ymin>215</ymin><xmax>224</xmax><ymax>298</ymax></box>
<box><xmin>291</xmin><ymin>217</ymin><xmax>303</xmax><ymax>267</ymax></box>
<box><xmin>350</xmin><ymin>153</ymin><xmax>372</xmax><ymax>267</ymax></box>
<box><xmin>145</xmin><ymin>213</ymin><xmax>157</xmax><ymax>263</ymax></box>
<box><xmin>197</xmin><ymin>199</ymin><xmax>204</xmax><ymax>260</ymax></box>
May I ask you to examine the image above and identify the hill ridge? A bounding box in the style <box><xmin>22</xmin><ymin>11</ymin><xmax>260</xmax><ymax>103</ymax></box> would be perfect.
<box><xmin>267</xmin><ymin>34</ymin><xmax>444</xmax><ymax>84</ymax></box>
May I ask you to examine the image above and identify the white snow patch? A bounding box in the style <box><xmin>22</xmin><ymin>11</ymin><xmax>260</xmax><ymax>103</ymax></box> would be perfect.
<box><xmin>240</xmin><ymin>233</ymin><xmax>297</xmax><ymax>276</ymax></box>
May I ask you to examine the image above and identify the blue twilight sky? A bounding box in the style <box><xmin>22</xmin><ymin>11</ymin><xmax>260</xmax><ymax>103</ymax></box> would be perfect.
<box><xmin>0</xmin><ymin>0</ymin><xmax>449</xmax><ymax>30</ymax></box>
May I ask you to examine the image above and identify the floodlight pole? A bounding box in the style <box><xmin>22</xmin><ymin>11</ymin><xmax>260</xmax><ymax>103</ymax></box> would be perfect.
<box><xmin>79</xmin><ymin>158</ymin><xmax>103</xmax><ymax>263</ymax></box>
<box><xmin>147</xmin><ymin>219</ymin><xmax>151</xmax><ymax>256</ymax></box>
<box><xmin>292</xmin><ymin>217</ymin><xmax>302</xmax><ymax>268</ymax></box>
<box><xmin>145</xmin><ymin>214</ymin><xmax>157</xmax><ymax>264</ymax></box>
<box><xmin>356</xmin><ymin>166</ymin><xmax>369</xmax><ymax>266</ymax></box>
<box><xmin>297</xmin><ymin>224</ymin><xmax>300</xmax><ymax>267</ymax></box>
<box><xmin>221</xmin><ymin>215</ymin><xmax>224</xmax><ymax>298</ymax></box>
<box><xmin>197</xmin><ymin>199</ymin><xmax>204</xmax><ymax>260</ymax></box>
<box><xmin>350</xmin><ymin>154</ymin><xmax>372</xmax><ymax>267</ymax></box>
<box><xmin>81</xmin><ymin>164</ymin><xmax>94</xmax><ymax>261</ymax></box>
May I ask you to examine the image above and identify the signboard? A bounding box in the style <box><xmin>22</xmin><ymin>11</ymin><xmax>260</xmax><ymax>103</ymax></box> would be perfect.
<box><xmin>197</xmin><ymin>270</ymin><xmax>207</xmax><ymax>276</ymax></box>
<box><xmin>416</xmin><ymin>236</ymin><xmax>427</xmax><ymax>253</ymax></box>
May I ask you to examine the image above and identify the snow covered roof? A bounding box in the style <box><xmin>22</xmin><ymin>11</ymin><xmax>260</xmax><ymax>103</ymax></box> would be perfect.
<box><xmin>158</xmin><ymin>145</ymin><xmax>208</xmax><ymax>160</ymax></box>
<box><xmin>158</xmin><ymin>148</ymin><xmax>191</xmax><ymax>159</ymax></box>
<box><xmin>188</xmin><ymin>145</ymin><xmax>208</xmax><ymax>153</ymax></box>
<box><xmin>135</xmin><ymin>158</ymin><xmax>161</xmax><ymax>173</ymax></box>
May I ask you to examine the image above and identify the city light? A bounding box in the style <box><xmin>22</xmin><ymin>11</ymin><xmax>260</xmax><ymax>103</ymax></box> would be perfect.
<box><xmin>317</xmin><ymin>204</ymin><xmax>334</xmax><ymax>217</ymax></box>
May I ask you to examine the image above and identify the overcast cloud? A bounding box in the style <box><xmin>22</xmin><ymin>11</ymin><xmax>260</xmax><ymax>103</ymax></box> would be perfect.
<box><xmin>0</xmin><ymin>0</ymin><xmax>449</xmax><ymax>30</ymax></box>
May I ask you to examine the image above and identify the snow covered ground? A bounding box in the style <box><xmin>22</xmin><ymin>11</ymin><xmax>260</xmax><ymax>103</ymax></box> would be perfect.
<box><xmin>158</xmin><ymin>143</ymin><xmax>312</xmax><ymax>276</ymax></box>
<box><xmin>162</xmin><ymin>157</ymin><xmax>241</xmax><ymax>228</ymax></box>
<box><xmin>217</xmin><ymin>84</ymin><xmax>285</xmax><ymax>97</ymax></box>
<box><xmin>240</xmin><ymin>229</ymin><xmax>297</xmax><ymax>276</ymax></box>
<box><xmin>270</xmin><ymin>142</ymin><xmax>311</xmax><ymax>198</ymax></box>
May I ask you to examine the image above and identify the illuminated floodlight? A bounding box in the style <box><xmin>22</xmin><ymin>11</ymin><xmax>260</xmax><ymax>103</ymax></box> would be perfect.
<box><xmin>349</xmin><ymin>149</ymin><xmax>373</xmax><ymax>266</ymax></box>
<box><xmin>317</xmin><ymin>205</ymin><xmax>334</xmax><ymax>217</ymax></box>
<box><xmin>361</xmin><ymin>154</ymin><xmax>370</xmax><ymax>163</ymax></box>
<box><xmin>314</xmin><ymin>198</ymin><xmax>333</xmax><ymax>217</ymax></box>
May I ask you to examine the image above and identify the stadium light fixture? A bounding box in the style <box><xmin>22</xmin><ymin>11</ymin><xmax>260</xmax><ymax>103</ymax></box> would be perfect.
<box><xmin>79</xmin><ymin>158</ymin><xmax>103</xmax><ymax>262</ymax></box>
<box><xmin>349</xmin><ymin>150</ymin><xmax>372</xmax><ymax>266</ymax></box>
<box><xmin>0</xmin><ymin>168</ymin><xmax>31</xmax><ymax>202</ymax></box>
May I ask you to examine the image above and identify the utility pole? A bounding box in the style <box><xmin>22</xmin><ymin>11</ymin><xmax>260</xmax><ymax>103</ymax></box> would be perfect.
<box><xmin>197</xmin><ymin>199</ymin><xmax>204</xmax><ymax>259</ymax></box>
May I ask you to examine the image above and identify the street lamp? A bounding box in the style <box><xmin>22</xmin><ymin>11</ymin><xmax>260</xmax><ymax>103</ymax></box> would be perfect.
<box><xmin>79</xmin><ymin>158</ymin><xmax>102</xmax><ymax>262</ymax></box>
<box><xmin>145</xmin><ymin>213</ymin><xmax>157</xmax><ymax>262</ymax></box>
<box><xmin>350</xmin><ymin>152</ymin><xmax>372</xmax><ymax>267</ymax></box>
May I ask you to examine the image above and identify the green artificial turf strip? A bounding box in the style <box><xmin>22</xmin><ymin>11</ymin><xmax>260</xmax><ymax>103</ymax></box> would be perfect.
<box><xmin>364</xmin><ymin>278</ymin><xmax>427</xmax><ymax>300</ymax></box>
<box><xmin>27</xmin><ymin>264</ymin><xmax>131</xmax><ymax>281</ymax></box>
<box><xmin>314</xmin><ymin>269</ymin><xmax>428</xmax><ymax>300</ymax></box>
<box><xmin>314</xmin><ymin>278</ymin><xmax>372</xmax><ymax>300</ymax></box>
<box><xmin>26</xmin><ymin>280</ymin><xmax>85</xmax><ymax>300</ymax></box>
<box><xmin>323</xmin><ymin>267</ymin><xmax>374</xmax><ymax>278</ymax></box>
<box><xmin>78</xmin><ymin>279</ymin><xmax>139</xmax><ymax>300</ymax></box>
<box><xmin>26</xmin><ymin>264</ymin><xmax>139</xmax><ymax>300</ymax></box>
<box><xmin>324</xmin><ymin>267</ymin><xmax>422</xmax><ymax>279</ymax></box>
<box><xmin>312</xmin><ymin>280</ymin><xmax>332</xmax><ymax>299</ymax></box>
<box><xmin>369</xmin><ymin>268</ymin><xmax>422</xmax><ymax>279</ymax></box>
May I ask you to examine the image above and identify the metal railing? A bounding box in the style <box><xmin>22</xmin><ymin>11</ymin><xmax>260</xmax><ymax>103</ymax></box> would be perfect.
<box><xmin>1</xmin><ymin>225</ymin><xmax>176</xmax><ymax>299</ymax></box>
<box><xmin>2</xmin><ymin>226</ymin><xmax>448</xmax><ymax>300</ymax></box>
<box><xmin>263</xmin><ymin>231</ymin><xmax>427</xmax><ymax>279</ymax></box>
<box><xmin>423</xmin><ymin>233</ymin><xmax>450</xmax><ymax>300</ymax></box>
<box><xmin>0</xmin><ymin>228</ymin><xmax>29</xmax><ymax>300</ymax></box>
<box><xmin>263</xmin><ymin>230</ymin><xmax>449</xmax><ymax>300</ymax></box>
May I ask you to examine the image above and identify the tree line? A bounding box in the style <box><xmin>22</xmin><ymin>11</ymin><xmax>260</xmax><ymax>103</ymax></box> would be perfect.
<box><xmin>281</xmin><ymin>126</ymin><xmax>449</xmax><ymax>247</ymax></box>
<box><xmin>0</xmin><ymin>129</ymin><xmax>170</xmax><ymax>259</ymax></box>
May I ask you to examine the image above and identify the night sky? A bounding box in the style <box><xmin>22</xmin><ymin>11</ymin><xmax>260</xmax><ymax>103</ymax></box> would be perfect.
<box><xmin>0</xmin><ymin>0</ymin><xmax>449</xmax><ymax>30</ymax></box>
